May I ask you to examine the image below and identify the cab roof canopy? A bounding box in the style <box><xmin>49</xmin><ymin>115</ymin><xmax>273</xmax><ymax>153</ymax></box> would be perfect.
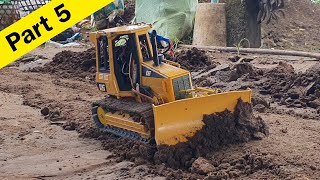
<box><xmin>96</xmin><ymin>24</ymin><xmax>152</xmax><ymax>35</ymax></box>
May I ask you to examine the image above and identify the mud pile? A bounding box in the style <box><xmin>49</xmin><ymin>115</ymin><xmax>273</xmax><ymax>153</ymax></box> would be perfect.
<box><xmin>154</xmin><ymin>99</ymin><xmax>268</xmax><ymax>169</ymax></box>
<box><xmin>174</xmin><ymin>47</ymin><xmax>217</xmax><ymax>72</ymax></box>
<box><xmin>94</xmin><ymin>99</ymin><xmax>275</xmax><ymax>178</ymax></box>
<box><xmin>256</xmin><ymin>62</ymin><xmax>320</xmax><ymax>111</ymax></box>
<box><xmin>262</xmin><ymin>0</ymin><xmax>320</xmax><ymax>51</ymax></box>
<box><xmin>31</xmin><ymin>48</ymin><xmax>96</xmax><ymax>81</ymax></box>
<box><xmin>194</xmin><ymin>62</ymin><xmax>260</xmax><ymax>89</ymax></box>
<box><xmin>194</xmin><ymin>60</ymin><xmax>320</xmax><ymax>113</ymax></box>
<box><xmin>191</xmin><ymin>152</ymin><xmax>281</xmax><ymax>179</ymax></box>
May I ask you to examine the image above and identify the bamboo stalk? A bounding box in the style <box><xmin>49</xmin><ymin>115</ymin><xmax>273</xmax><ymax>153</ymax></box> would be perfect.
<box><xmin>180</xmin><ymin>45</ymin><xmax>320</xmax><ymax>60</ymax></box>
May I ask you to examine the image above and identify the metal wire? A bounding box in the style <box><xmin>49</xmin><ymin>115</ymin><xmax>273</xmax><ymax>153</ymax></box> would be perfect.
<box><xmin>18</xmin><ymin>0</ymin><xmax>50</xmax><ymax>15</ymax></box>
<box><xmin>0</xmin><ymin>1</ymin><xmax>20</xmax><ymax>30</ymax></box>
<box><xmin>0</xmin><ymin>0</ymin><xmax>50</xmax><ymax>31</ymax></box>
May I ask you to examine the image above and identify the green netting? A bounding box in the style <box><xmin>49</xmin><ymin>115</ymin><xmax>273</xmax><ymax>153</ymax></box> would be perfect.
<box><xmin>0</xmin><ymin>1</ymin><xmax>20</xmax><ymax>31</ymax></box>
<box><xmin>0</xmin><ymin>0</ymin><xmax>11</xmax><ymax>5</ymax></box>
<box><xmin>136</xmin><ymin>0</ymin><xmax>198</xmax><ymax>40</ymax></box>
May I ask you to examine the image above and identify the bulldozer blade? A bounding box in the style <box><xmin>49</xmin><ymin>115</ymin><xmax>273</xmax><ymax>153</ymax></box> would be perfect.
<box><xmin>153</xmin><ymin>89</ymin><xmax>252</xmax><ymax>146</ymax></box>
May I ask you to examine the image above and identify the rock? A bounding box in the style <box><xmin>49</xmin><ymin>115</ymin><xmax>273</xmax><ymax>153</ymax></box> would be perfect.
<box><xmin>254</xmin><ymin>104</ymin><xmax>266</xmax><ymax>113</ymax></box>
<box><xmin>253</xmin><ymin>132</ymin><xmax>266</xmax><ymax>140</ymax></box>
<box><xmin>192</xmin><ymin>157</ymin><xmax>216</xmax><ymax>175</ymax></box>
<box><xmin>310</xmin><ymin>165</ymin><xmax>317</xmax><ymax>170</ymax></box>
<box><xmin>252</xmin><ymin>94</ymin><xmax>270</xmax><ymax>108</ymax></box>
<box><xmin>288</xmin><ymin>89</ymin><xmax>301</xmax><ymax>99</ymax></box>
<box><xmin>305</xmin><ymin>82</ymin><xmax>316</xmax><ymax>96</ymax></box>
<box><xmin>40</xmin><ymin>107</ymin><xmax>50</xmax><ymax>116</ymax></box>
<box><xmin>234</xmin><ymin>63</ymin><xmax>254</xmax><ymax>76</ymax></box>
<box><xmin>280</xmin><ymin>128</ymin><xmax>288</xmax><ymax>133</ymax></box>
<box><xmin>272</xmin><ymin>93</ymin><xmax>282</xmax><ymax>99</ymax></box>
<box><xmin>228</xmin><ymin>55</ymin><xmax>241</xmax><ymax>62</ymax></box>
<box><xmin>268</xmin><ymin>61</ymin><xmax>295</xmax><ymax>74</ymax></box>
<box><xmin>218</xmin><ymin>163</ymin><xmax>231</xmax><ymax>169</ymax></box>
<box><xmin>307</xmin><ymin>99</ymin><xmax>320</xmax><ymax>109</ymax></box>
<box><xmin>63</xmin><ymin>122</ymin><xmax>77</xmax><ymax>131</ymax></box>
<box><xmin>285</xmin><ymin>98</ymin><xmax>294</xmax><ymax>104</ymax></box>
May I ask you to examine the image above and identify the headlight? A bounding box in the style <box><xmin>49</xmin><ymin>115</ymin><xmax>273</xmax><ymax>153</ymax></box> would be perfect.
<box><xmin>98</xmin><ymin>83</ymin><xmax>106</xmax><ymax>92</ymax></box>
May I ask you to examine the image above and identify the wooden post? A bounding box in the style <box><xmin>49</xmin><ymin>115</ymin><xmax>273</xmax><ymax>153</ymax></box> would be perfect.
<box><xmin>220</xmin><ymin>0</ymin><xmax>261</xmax><ymax>48</ymax></box>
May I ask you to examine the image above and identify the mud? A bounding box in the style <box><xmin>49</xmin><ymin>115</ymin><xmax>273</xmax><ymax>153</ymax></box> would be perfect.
<box><xmin>154</xmin><ymin>100</ymin><xmax>268</xmax><ymax>170</ymax></box>
<box><xmin>3</xmin><ymin>56</ymin><xmax>319</xmax><ymax>179</ymax></box>
<box><xmin>262</xmin><ymin>0</ymin><xmax>320</xmax><ymax>51</ymax></box>
<box><xmin>123</xmin><ymin>0</ymin><xmax>135</xmax><ymax>23</ymax></box>
<box><xmin>195</xmin><ymin>62</ymin><xmax>258</xmax><ymax>87</ymax></box>
<box><xmin>31</xmin><ymin>48</ymin><xmax>96</xmax><ymax>81</ymax></box>
<box><xmin>174</xmin><ymin>47</ymin><xmax>218</xmax><ymax>72</ymax></box>
<box><xmin>195</xmin><ymin>60</ymin><xmax>320</xmax><ymax>115</ymax></box>
<box><xmin>92</xmin><ymin>99</ymin><xmax>277</xmax><ymax>179</ymax></box>
<box><xmin>255</xmin><ymin>62</ymin><xmax>320</xmax><ymax>111</ymax></box>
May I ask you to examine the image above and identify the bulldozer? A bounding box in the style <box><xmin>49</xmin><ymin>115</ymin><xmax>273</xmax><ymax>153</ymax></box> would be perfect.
<box><xmin>89</xmin><ymin>24</ymin><xmax>252</xmax><ymax>146</ymax></box>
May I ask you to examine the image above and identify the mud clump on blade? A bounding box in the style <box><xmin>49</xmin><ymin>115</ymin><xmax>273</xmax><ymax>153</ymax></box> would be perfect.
<box><xmin>31</xmin><ymin>48</ymin><xmax>96</xmax><ymax>81</ymax></box>
<box><xmin>154</xmin><ymin>99</ymin><xmax>268</xmax><ymax>169</ymax></box>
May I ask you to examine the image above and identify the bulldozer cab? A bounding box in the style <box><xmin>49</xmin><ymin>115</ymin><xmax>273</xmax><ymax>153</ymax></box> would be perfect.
<box><xmin>90</xmin><ymin>24</ymin><xmax>162</xmax><ymax>98</ymax></box>
<box><xmin>96</xmin><ymin>34</ymin><xmax>137</xmax><ymax>92</ymax></box>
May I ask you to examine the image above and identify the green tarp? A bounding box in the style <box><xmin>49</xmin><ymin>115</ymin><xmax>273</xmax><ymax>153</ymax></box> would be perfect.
<box><xmin>136</xmin><ymin>0</ymin><xmax>198</xmax><ymax>41</ymax></box>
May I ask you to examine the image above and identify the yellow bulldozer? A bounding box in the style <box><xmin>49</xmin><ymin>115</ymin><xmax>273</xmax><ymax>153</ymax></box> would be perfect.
<box><xmin>89</xmin><ymin>24</ymin><xmax>251</xmax><ymax>146</ymax></box>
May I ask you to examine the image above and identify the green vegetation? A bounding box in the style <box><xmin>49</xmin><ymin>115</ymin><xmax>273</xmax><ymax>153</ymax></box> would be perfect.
<box><xmin>234</xmin><ymin>38</ymin><xmax>250</xmax><ymax>55</ymax></box>
<box><xmin>312</xmin><ymin>0</ymin><xmax>320</xmax><ymax>4</ymax></box>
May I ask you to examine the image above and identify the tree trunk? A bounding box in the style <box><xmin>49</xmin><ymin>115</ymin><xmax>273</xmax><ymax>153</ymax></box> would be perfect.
<box><xmin>220</xmin><ymin>0</ymin><xmax>261</xmax><ymax>48</ymax></box>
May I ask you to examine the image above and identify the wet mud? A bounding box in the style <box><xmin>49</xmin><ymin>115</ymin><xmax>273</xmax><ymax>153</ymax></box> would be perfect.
<box><xmin>31</xmin><ymin>48</ymin><xmax>96</xmax><ymax>81</ymax></box>
<box><xmin>154</xmin><ymin>99</ymin><xmax>268</xmax><ymax>169</ymax></box>
<box><xmin>94</xmin><ymin>99</ymin><xmax>277</xmax><ymax>179</ymax></box>
<box><xmin>174</xmin><ymin>47</ymin><xmax>218</xmax><ymax>72</ymax></box>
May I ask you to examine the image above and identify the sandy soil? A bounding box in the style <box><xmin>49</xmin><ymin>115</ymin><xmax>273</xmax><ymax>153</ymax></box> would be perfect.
<box><xmin>0</xmin><ymin>79</ymin><xmax>165</xmax><ymax>180</ymax></box>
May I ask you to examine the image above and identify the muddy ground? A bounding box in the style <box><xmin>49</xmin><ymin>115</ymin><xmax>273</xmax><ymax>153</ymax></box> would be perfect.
<box><xmin>1</xmin><ymin>0</ymin><xmax>320</xmax><ymax>179</ymax></box>
<box><xmin>1</xmin><ymin>44</ymin><xmax>320</xmax><ymax>179</ymax></box>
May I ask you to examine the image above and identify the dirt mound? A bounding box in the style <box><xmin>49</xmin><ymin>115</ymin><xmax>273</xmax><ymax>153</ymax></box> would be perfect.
<box><xmin>262</xmin><ymin>0</ymin><xmax>320</xmax><ymax>51</ymax></box>
<box><xmin>194</xmin><ymin>60</ymin><xmax>319</xmax><ymax>114</ymax></box>
<box><xmin>256</xmin><ymin>62</ymin><xmax>320</xmax><ymax>111</ymax></box>
<box><xmin>194</xmin><ymin>62</ymin><xmax>260</xmax><ymax>89</ymax></box>
<box><xmin>192</xmin><ymin>152</ymin><xmax>281</xmax><ymax>179</ymax></box>
<box><xmin>174</xmin><ymin>47</ymin><xmax>217</xmax><ymax>72</ymax></box>
<box><xmin>31</xmin><ymin>48</ymin><xmax>96</xmax><ymax>81</ymax></box>
<box><xmin>154</xmin><ymin>100</ymin><xmax>268</xmax><ymax>169</ymax></box>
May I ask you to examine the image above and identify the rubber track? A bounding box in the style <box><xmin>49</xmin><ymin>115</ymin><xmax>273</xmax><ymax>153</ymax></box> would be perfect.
<box><xmin>92</xmin><ymin>97</ymin><xmax>155</xmax><ymax>143</ymax></box>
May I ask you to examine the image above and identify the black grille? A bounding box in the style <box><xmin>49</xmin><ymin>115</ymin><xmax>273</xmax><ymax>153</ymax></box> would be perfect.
<box><xmin>172</xmin><ymin>75</ymin><xmax>191</xmax><ymax>100</ymax></box>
